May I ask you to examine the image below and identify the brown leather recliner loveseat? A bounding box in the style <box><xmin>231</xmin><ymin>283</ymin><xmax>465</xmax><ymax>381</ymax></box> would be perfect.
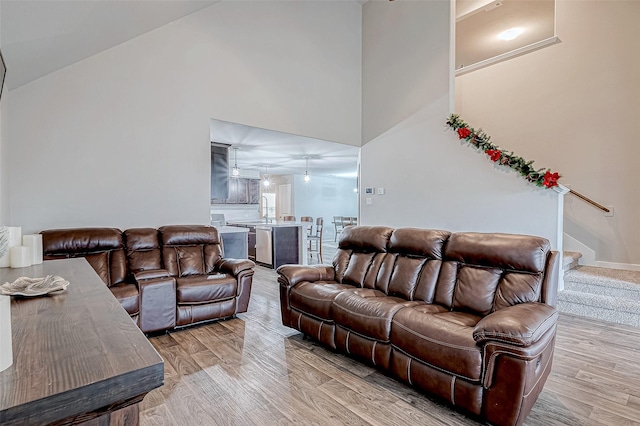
<box><xmin>41</xmin><ymin>225</ymin><xmax>255</xmax><ymax>333</ymax></box>
<box><xmin>277</xmin><ymin>226</ymin><xmax>559</xmax><ymax>426</ymax></box>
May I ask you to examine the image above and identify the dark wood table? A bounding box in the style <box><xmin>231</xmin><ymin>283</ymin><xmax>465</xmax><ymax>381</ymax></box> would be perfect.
<box><xmin>0</xmin><ymin>258</ymin><xmax>164</xmax><ymax>425</ymax></box>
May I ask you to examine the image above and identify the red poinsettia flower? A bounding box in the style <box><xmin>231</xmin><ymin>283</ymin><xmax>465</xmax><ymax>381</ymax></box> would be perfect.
<box><xmin>457</xmin><ymin>127</ymin><xmax>471</xmax><ymax>139</ymax></box>
<box><xmin>485</xmin><ymin>149</ymin><xmax>501</xmax><ymax>162</ymax></box>
<box><xmin>542</xmin><ymin>171</ymin><xmax>560</xmax><ymax>188</ymax></box>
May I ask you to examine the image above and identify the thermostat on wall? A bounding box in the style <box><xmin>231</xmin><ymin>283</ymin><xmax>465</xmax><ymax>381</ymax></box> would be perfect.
<box><xmin>365</xmin><ymin>187</ymin><xmax>374</xmax><ymax>194</ymax></box>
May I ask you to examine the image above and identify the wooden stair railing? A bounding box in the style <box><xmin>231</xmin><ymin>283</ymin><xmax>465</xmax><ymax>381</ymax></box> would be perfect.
<box><xmin>569</xmin><ymin>189</ymin><xmax>610</xmax><ymax>213</ymax></box>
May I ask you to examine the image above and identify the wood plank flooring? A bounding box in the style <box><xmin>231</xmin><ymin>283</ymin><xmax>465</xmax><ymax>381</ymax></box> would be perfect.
<box><xmin>140</xmin><ymin>266</ymin><xmax>640</xmax><ymax>425</ymax></box>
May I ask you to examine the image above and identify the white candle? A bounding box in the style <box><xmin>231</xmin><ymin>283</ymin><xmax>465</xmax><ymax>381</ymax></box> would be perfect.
<box><xmin>10</xmin><ymin>246</ymin><xmax>32</xmax><ymax>268</ymax></box>
<box><xmin>0</xmin><ymin>227</ymin><xmax>22</xmax><ymax>268</ymax></box>
<box><xmin>0</xmin><ymin>295</ymin><xmax>12</xmax><ymax>372</ymax></box>
<box><xmin>23</xmin><ymin>234</ymin><xmax>43</xmax><ymax>265</ymax></box>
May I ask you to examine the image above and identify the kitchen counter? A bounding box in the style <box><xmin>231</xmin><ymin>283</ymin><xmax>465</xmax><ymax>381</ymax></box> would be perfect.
<box><xmin>227</xmin><ymin>220</ymin><xmax>310</xmax><ymax>228</ymax></box>
<box><xmin>227</xmin><ymin>220</ymin><xmax>309</xmax><ymax>268</ymax></box>
<box><xmin>216</xmin><ymin>225</ymin><xmax>250</xmax><ymax>234</ymax></box>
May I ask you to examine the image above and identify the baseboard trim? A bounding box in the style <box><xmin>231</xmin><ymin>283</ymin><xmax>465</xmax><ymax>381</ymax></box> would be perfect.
<box><xmin>594</xmin><ymin>261</ymin><xmax>640</xmax><ymax>272</ymax></box>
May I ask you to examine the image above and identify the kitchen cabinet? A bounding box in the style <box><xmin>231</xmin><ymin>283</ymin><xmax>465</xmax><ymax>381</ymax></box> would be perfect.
<box><xmin>210</xmin><ymin>144</ymin><xmax>228</xmax><ymax>201</ymax></box>
<box><xmin>228</xmin><ymin>178</ymin><xmax>249</xmax><ymax>204</ymax></box>
<box><xmin>213</xmin><ymin>177</ymin><xmax>261</xmax><ymax>205</ymax></box>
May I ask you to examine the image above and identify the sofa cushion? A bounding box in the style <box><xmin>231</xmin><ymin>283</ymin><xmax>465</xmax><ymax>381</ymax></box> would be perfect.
<box><xmin>41</xmin><ymin>228</ymin><xmax>127</xmax><ymax>287</ymax></box>
<box><xmin>109</xmin><ymin>283</ymin><xmax>139</xmax><ymax>316</ymax></box>
<box><xmin>124</xmin><ymin>228</ymin><xmax>162</xmax><ymax>272</ymax></box>
<box><xmin>391</xmin><ymin>307</ymin><xmax>483</xmax><ymax>382</ymax></box>
<box><xmin>84</xmin><ymin>251</ymin><xmax>128</xmax><ymax>287</ymax></box>
<box><xmin>42</xmin><ymin>227</ymin><xmax>123</xmax><ymax>255</ymax></box>
<box><xmin>388</xmin><ymin>228</ymin><xmax>450</xmax><ymax>258</ymax></box>
<box><xmin>338</xmin><ymin>225</ymin><xmax>394</xmax><ymax>253</ymax></box>
<box><xmin>176</xmin><ymin>275</ymin><xmax>237</xmax><ymax>304</ymax></box>
<box><xmin>159</xmin><ymin>225</ymin><xmax>223</xmax><ymax>277</ymax></box>
<box><xmin>333</xmin><ymin>288</ymin><xmax>424</xmax><ymax>342</ymax></box>
<box><xmin>452</xmin><ymin>265</ymin><xmax>502</xmax><ymax>316</ymax></box>
<box><xmin>289</xmin><ymin>282</ymin><xmax>352</xmax><ymax>321</ymax></box>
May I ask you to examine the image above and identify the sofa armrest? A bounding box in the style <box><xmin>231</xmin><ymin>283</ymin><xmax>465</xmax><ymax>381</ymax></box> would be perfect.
<box><xmin>137</xmin><ymin>275</ymin><xmax>176</xmax><ymax>333</ymax></box>
<box><xmin>276</xmin><ymin>264</ymin><xmax>336</xmax><ymax>288</ymax></box>
<box><xmin>134</xmin><ymin>269</ymin><xmax>170</xmax><ymax>281</ymax></box>
<box><xmin>473</xmin><ymin>302</ymin><xmax>558</xmax><ymax>347</ymax></box>
<box><xmin>215</xmin><ymin>258</ymin><xmax>256</xmax><ymax>276</ymax></box>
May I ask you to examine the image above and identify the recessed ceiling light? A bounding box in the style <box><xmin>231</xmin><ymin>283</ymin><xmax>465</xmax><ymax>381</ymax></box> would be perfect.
<box><xmin>498</xmin><ymin>27</ymin><xmax>524</xmax><ymax>41</ymax></box>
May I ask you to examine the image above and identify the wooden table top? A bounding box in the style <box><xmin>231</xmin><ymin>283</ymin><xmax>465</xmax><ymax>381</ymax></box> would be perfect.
<box><xmin>0</xmin><ymin>258</ymin><xmax>164</xmax><ymax>425</ymax></box>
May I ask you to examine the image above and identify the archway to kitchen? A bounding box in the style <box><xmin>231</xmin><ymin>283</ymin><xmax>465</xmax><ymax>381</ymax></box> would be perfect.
<box><xmin>209</xmin><ymin>118</ymin><xmax>359</xmax><ymax>262</ymax></box>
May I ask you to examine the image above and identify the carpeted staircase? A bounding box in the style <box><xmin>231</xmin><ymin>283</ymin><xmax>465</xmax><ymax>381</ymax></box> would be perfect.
<box><xmin>558</xmin><ymin>252</ymin><xmax>640</xmax><ymax>327</ymax></box>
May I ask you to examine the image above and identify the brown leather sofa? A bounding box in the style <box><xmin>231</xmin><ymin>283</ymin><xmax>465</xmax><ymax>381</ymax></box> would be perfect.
<box><xmin>41</xmin><ymin>225</ymin><xmax>255</xmax><ymax>333</ymax></box>
<box><xmin>277</xmin><ymin>226</ymin><xmax>559</xmax><ymax>426</ymax></box>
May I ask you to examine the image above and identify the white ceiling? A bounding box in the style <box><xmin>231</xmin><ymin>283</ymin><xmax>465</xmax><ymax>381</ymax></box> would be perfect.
<box><xmin>456</xmin><ymin>0</ymin><xmax>555</xmax><ymax>69</ymax></box>
<box><xmin>0</xmin><ymin>0</ymin><xmax>218</xmax><ymax>89</ymax></box>
<box><xmin>0</xmin><ymin>0</ymin><xmax>360</xmax><ymax>179</ymax></box>
<box><xmin>211</xmin><ymin>119</ymin><xmax>360</xmax><ymax>179</ymax></box>
<box><xmin>1</xmin><ymin>0</ymin><xmax>547</xmax><ymax>179</ymax></box>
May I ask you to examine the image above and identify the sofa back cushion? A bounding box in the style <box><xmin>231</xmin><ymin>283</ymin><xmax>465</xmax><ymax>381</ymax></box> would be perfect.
<box><xmin>437</xmin><ymin>232</ymin><xmax>551</xmax><ymax>316</ymax></box>
<box><xmin>41</xmin><ymin>228</ymin><xmax>127</xmax><ymax>287</ymax></box>
<box><xmin>159</xmin><ymin>225</ymin><xmax>222</xmax><ymax>277</ymax></box>
<box><xmin>124</xmin><ymin>228</ymin><xmax>162</xmax><ymax>273</ymax></box>
<box><xmin>334</xmin><ymin>225</ymin><xmax>393</xmax><ymax>285</ymax></box>
<box><xmin>334</xmin><ymin>226</ymin><xmax>449</xmax><ymax>301</ymax></box>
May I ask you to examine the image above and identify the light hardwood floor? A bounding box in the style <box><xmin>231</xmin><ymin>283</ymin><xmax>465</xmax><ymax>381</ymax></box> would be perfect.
<box><xmin>140</xmin><ymin>266</ymin><xmax>640</xmax><ymax>425</ymax></box>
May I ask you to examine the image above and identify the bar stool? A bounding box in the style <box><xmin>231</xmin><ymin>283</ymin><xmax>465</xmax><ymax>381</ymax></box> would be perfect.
<box><xmin>333</xmin><ymin>216</ymin><xmax>344</xmax><ymax>242</ymax></box>
<box><xmin>308</xmin><ymin>217</ymin><xmax>323</xmax><ymax>264</ymax></box>
<box><xmin>300</xmin><ymin>216</ymin><xmax>313</xmax><ymax>238</ymax></box>
<box><xmin>282</xmin><ymin>216</ymin><xmax>296</xmax><ymax>222</ymax></box>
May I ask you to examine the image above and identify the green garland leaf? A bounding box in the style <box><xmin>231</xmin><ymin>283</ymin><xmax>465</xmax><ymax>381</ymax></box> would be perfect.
<box><xmin>446</xmin><ymin>114</ymin><xmax>561</xmax><ymax>189</ymax></box>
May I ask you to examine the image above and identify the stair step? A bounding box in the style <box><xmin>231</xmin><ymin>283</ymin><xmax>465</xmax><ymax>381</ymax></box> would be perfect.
<box><xmin>557</xmin><ymin>290</ymin><xmax>640</xmax><ymax>328</ymax></box>
<box><xmin>564</xmin><ymin>266</ymin><xmax>640</xmax><ymax>295</ymax></box>
<box><xmin>562</xmin><ymin>251</ymin><xmax>582</xmax><ymax>271</ymax></box>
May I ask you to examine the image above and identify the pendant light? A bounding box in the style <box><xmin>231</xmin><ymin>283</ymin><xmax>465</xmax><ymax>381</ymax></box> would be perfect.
<box><xmin>303</xmin><ymin>156</ymin><xmax>311</xmax><ymax>182</ymax></box>
<box><xmin>263</xmin><ymin>165</ymin><xmax>270</xmax><ymax>187</ymax></box>
<box><xmin>231</xmin><ymin>146</ymin><xmax>240</xmax><ymax>177</ymax></box>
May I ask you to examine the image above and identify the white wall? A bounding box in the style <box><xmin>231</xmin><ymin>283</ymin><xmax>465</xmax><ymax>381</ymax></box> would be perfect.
<box><xmin>0</xmin><ymin>89</ymin><xmax>7</xmax><ymax>225</ymax></box>
<box><xmin>362</xmin><ymin>0</ymin><xmax>451</xmax><ymax>144</ymax></box>
<box><xmin>292</xmin><ymin>174</ymin><xmax>357</xmax><ymax>240</ymax></box>
<box><xmin>6</xmin><ymin>1</ymin><xmax>361</xmax><ymax>233</ymax></box>
<box><xmin>456</xmin><ymin>1</ymin><xmax>640</xmax><ymax>265</ymax></box>
<box><xmin>0</xmin><ymin>8</ymin><xmax>8</xmax><ymax>225</ymax></box>
<box><xmin>360</xmin><ymin>0</ymin><xmax>563</xmax><ymax>253</ymax></box>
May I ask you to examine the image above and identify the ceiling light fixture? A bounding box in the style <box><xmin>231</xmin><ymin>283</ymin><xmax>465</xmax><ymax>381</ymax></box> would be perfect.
<box><xmin>498</xmin><ymin>27</ymin><xmax>524</xmax><ymax>41</ymax></box>
<box><xmin>231</xmin><ymin>146</ymin><xmax>240</xmax><ymax>177</ymax></box>
<box><xmin>303</xmin><ymin>156</ymin><xmax>310</xmax><ymax>182</ymax></box>
<box><xmin>263</xmin><ymin>165</ymin><xmax>270</xmax><ymax>187</ymax></box>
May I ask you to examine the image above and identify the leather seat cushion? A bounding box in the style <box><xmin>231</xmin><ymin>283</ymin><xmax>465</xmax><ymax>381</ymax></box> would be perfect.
<box><xmin>110</xmin><ymin>283</ymin><xmax>139</xmax><ymax>316</ymax></box>
<box><xmin>333</xmin><ymin>288</ymin><xmax>424</xmax><ymax>342</ymax></box>
<box><xmin>290</xmin><ymin>282</ymin><xmax>352</xmax><ymax>321</ymax></box>
<box><xmin>177</xmin><ymin>274</ymin><xmax>237</xmax><ymax>304</ymax></box>
<box><xmin>391</xmin><ymin>307</ymin><xmax>483</xmax><ymax>382</ymax></box>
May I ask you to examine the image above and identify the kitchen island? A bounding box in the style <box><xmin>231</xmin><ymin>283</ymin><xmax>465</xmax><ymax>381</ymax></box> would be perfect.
<box><xmin>216</xmin><ymin>225</ymin><xmax>249</xmax><ymax>259</ymax></box>
<box><xmin>226</xmin><ymin>220</ymin><xmax>310</xmax><ymax>269</ymax></box>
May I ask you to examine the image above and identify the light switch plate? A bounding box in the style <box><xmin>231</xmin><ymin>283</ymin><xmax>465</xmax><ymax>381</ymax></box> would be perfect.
<box><xmin>376</xmin><ymin>187</ymin><xmax>385</xmax><ymax>195</ymax></box>
<box><xmin>366</xmin><ymin>197</ymin><xmax>372</xmax><ymax>205</ymax></box>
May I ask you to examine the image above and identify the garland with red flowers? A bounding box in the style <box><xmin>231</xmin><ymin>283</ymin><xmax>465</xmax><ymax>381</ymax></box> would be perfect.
<box><xmin>446</xmin><ymin>114</ymin><xmax>561</xmax><ymax>189</ymax></box>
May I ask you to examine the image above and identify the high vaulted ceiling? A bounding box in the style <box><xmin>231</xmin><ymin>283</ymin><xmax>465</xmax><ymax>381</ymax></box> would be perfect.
<box><xmin>211</xmin><ymin>119</ymin><xmax>359</xmax><ymax>179</ymax></box>
<box><xmin>0</xmin><ymin>0</ymin><xmax>218</xmax><ymax>89</ymax></box>
<box><xmin>1</xmin><ymin>0</ymin><xmax>360</xmax><ymax>179</ymax></box>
